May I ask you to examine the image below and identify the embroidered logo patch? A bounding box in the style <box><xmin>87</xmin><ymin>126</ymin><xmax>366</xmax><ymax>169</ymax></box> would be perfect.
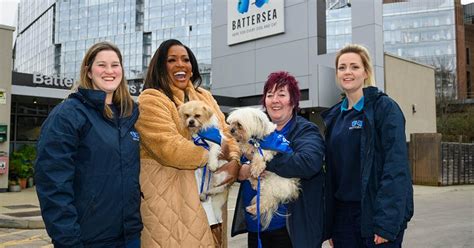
<box><xmin>349</xmin><ymin>120</ymin><xmax>363</xmax><ymax>130</ymax></box>
<box><xmin>130</xmin><ymin>131</ymin><xmax>140</xmax><ymax>141</ymax></box>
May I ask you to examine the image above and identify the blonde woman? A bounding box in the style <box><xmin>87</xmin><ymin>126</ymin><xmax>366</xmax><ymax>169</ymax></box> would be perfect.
<box><xmin>322</xmin><ymin>44</ymin><xmax>413</xmax><ymax>248</ymax></box>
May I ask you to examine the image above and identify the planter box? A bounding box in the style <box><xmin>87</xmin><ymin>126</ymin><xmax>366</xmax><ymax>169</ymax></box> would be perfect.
<box><xmin>8</xmin><ymin>184</ymin><xmax>21</xmax><ymax>192</ymax></box>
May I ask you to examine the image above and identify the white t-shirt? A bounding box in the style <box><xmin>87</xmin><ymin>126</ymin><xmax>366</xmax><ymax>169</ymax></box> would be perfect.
<box><xmin>195</xmin><ymin>167</ymin><xmax>222</xmax><ymax>225</ymax></box>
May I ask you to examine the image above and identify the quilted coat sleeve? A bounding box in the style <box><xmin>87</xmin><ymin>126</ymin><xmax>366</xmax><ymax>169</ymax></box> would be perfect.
<box><xmin>266</xmin><ymin>118</ymin><xmax>325</xmax><ymax>179</ymax></box>
<box><xmin>373</xmin><ymin>97</ymin><xmax>413</xmax><ymax>241</ymax></box>
<box><xmin>35</xmin><ymin>103</ymin><xmax>84</xmax><ymax>248</ymax></box>
<box><xmin>136</xmin><ymin>90</ymin><xmax>208</xmax><ymax>169</ymax></box>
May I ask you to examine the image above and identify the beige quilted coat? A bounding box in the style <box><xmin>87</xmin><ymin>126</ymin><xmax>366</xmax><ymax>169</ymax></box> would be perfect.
<box><xmin>136</xmin><ymin>82</ymin><xmax>239</xmax><ymax>247</ymax></box>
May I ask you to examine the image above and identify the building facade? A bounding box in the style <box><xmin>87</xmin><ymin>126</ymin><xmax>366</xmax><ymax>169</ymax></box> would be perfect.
<box><xmin>326</xmin><ymin>0</ymin><xmax>469</xmax><ymax>99</ymax></box>
<box><xmin>211</xmin><ymin>0</ymin><xmax>384</xmax><ymax>108</ymax></box>
<box><xmin>0</xmin><ymin>25</ymin><xmax>15</xmax><ymax>191</ymax></box>
<box><xmin>14</xmin><ymin>0</ymin><xmax>212</xmax><ymax>88</ymax></box>
<box><xmin>211</xmin><ymin>0</ymin><xmax>436</xmax><ymax>140</ymax></box>
<box><xmin>11</xmin><ymin>0</ymin><xmax>213</xmax><ymax>151</ymax></box>
<box><xmin>465</xmin><ymin>3</ymin><xmax>474</xmax><ymax>99</ymax></box>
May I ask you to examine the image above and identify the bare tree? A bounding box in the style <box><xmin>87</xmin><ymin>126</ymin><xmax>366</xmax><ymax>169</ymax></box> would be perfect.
<box><xmin>433</xmin><ymin>55</ymin><xmax>457</xmax><ymax>115</ymax></box>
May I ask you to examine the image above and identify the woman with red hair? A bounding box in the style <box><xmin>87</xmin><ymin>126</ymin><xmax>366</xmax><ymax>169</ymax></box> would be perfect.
<box><xmin>231</xmin><ymin>71</ymin><xmax>326</xmax><ymax>248</ymax></box>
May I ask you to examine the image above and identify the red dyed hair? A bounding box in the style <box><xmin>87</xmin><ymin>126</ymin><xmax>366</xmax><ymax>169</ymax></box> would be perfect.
<box><xmin>261</xmin><ymin>71</ymin><xmax>300</xmax><ymax>113</ymax></box>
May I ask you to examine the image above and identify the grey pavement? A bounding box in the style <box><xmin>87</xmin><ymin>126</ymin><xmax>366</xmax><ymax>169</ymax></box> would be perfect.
<box><xmin>0</xmin><ymin>187</ymin><xmax>44</xmax><ymax>230</ymax></box>
<box><xmin>0</xmin><ymin>184</ymin><xmax>473</xmax><ymax>247</ymax></box>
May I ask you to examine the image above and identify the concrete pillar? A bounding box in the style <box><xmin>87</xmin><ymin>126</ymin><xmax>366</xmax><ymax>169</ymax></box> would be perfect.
<box><xmin>351</xmin><ymin>0</ymin><xmax>385</xmax><ymax>90</ymax></box>
<box><xmin>0</xmin><ymin>25</ymin><xmax>15</xmax><ymax>192</ymax></box>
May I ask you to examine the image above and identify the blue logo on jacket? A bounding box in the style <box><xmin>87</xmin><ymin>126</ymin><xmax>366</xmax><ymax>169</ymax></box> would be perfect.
<box><xmin>130</xmin><ymin>131</ymin><xmax>140</xmax><ymax>141</ymax></box>
<box><xmin>237</xmin><ymin>0</ymin><xmax>269</xmax><ymax>14</ymax></box>
<box><xmin>349</xmin><ymin>120</ymin><xmax>363</xmax><ymax>130</ymax></box>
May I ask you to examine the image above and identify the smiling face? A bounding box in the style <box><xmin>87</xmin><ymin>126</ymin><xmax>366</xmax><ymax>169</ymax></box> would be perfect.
<box><xmin>336</xmin><ymin>52</ymin><xmax>368</xmax><ymax>95</ymax></box>
<box><xmin>265</xmin><ymin>85</ymin><xmax>294</xmax><ymax>130</ymax></box>
<box><xmin>87</xmin><ymin>50</ymin><xmax>122</xmax><ymax>103</ymax></box>
<box><xmin>166</xmin><ymin>45</ymin><xmax>193</xmax><ymax>90</ymax></box>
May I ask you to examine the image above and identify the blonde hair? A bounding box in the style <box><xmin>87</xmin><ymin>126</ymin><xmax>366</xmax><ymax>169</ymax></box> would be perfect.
<box><xmin>335</xmin><ymin>44</ymin><xmax>376</xmax><ymax>87</ymax></box>
<box><xmin>78</xmin><ymin>41</ymin><xmax>134</xmax><ymax>119</ymax></box>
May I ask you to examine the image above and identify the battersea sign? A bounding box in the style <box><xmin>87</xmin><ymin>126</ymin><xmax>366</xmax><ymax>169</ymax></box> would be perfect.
<box><xmin>12</xmin><ymin>71</ymin><xmax>75</xmax><ymax>90</ymax></box>
<box><xmin>33</xmin><ymin>72</ymin><xmax>74</xmax><ymax>89</ymax></box>
<box><xmin>227</xmin><ymin>0</ymin><xmax>284</xmax><ymax>45</ymax></box>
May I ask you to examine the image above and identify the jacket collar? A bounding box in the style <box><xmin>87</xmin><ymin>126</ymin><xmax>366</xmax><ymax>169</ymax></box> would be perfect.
<box><xmin>70</xmin><ymin>88</ymin><xmax>107</xmax><ymax>112</ymax></box>
<box><xmin>341</xmin><ymin>96</ymin><xmax>364</xmax><ymax>112</ymax></box>
<box><xmin>362</xmin><ymin>86</ymin><xmax>386</xmax><ymax>125</ymax></box>
<box><xmin>321</xmin><ymin>86</ymin><xmax>383</xmax><ymax>129</ymax></box>
<box><xmin>321</xmin><ymin>100</ymin><xmax>342</xmax><ymax>130</ymax></box>
<box><xmin>70</xmin><ymin>88</ymin><xmax>138</xmax><ymax>133</ymax></box>
<box><xmin>363</xmin><ymin>86</ymin><xmax>383</xmax><ymax>104</ymax></box>
<box><xmin>170</xmin><ymin>81</ymin><xmax>197</xmax><ymax>105</ymax></box>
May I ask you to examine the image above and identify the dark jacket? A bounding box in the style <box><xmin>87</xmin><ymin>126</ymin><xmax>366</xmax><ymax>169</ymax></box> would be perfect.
<box><xmin>231</xmin><ymin>115</ymin><xmax>326</xmax><ymax>248</ymax></box>
<box><xmin>35</xmin><ymin>88</ymin><xmax>143</xmax><ymax>248</ymax></box>
<box><xmin>321</xmin><ymin>86</ymin><xmax>414</xmax><ymax>241</ymax></box>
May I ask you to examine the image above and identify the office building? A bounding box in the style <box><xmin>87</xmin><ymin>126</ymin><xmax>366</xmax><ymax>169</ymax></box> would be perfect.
<box><xmin>326</xmin><ymin>0</ymin><xmax>470</xmax><ymax>99</ymax></box>
<box><xmin>14</xmin><ymin>0</ymin><xmax>212</xmax><ymax>88</ymax></box>
<box><xmin>11</xmin><ymin>0</ymin><xmax>212</xmax><ymax>150</ymax></box>
<box><xmin>465</xmin><ymin>3</ymin><xmax>474</xmax><ymax>98</ymax></box>
<box><xmin>212</xmin><ymin>0</ymin><xmax>436</xmax><ymax>140</ymax></box>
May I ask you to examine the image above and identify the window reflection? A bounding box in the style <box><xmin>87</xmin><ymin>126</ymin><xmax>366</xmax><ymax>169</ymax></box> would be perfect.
<box><xmin>15</xmin><ymin>0</ymin><xmax>213</xmax><ymax>89</ymax></box>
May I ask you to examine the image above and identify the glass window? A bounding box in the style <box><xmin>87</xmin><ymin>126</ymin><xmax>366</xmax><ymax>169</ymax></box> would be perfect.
<box><xmin>16</xmin><ymin>116</ymin><xmax>46</xmax><ymax>141</ymax></box>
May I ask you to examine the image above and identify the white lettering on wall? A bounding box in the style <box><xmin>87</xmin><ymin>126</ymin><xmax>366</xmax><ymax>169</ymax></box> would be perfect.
<box><xmin>33</xmin><ymin>72</ymin><xmax>75</xmax><ymax>89</ymax></box>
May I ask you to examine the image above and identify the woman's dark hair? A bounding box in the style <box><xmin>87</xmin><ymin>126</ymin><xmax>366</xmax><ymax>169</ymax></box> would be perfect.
<box><xmin>144</xmin><ymin>39</ymin><xmax>202</xmax><ymax>103</ymax></box>
<box><xmin>261</xmin><ymin>71</ymin><xmax>301</xmax><ymax>114</ymax></box>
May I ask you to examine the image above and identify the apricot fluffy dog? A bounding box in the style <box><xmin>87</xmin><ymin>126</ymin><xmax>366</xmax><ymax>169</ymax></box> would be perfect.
<box><xmin>226</xmin><ymin>107</ymin><xmax>300</xmax><ymax>230</ymax></box>
<box><xmin>178</xmin><ymin>100</ymin><xmax>229</xmax><ymax>222</ymax></box>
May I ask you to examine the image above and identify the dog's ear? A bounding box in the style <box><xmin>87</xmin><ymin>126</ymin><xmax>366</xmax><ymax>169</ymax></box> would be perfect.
<box><xmin>201</xmin><ymin>104</ymin><xmax>211</xmax><ymax>113</ymax></box>
<box><xmin>254</xmin><ymin>109</ymin><xmax>275</xmax><ymax>136</ymax></box>
<box><xmin>201</xmin><ymin>104</ymin><xmax>213</xmax><ymax>119</ymax></box>
<box><xmin>248</xmin><ymin>110</ymin><xmax>266</xmax><ymax>138</ymax></box>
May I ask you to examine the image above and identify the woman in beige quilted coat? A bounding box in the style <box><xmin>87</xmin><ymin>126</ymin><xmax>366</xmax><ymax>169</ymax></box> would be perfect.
<box><xmin>135</xmin><ymin>39</ymin><xmax>241</xmax><ymax>248</ymax></box>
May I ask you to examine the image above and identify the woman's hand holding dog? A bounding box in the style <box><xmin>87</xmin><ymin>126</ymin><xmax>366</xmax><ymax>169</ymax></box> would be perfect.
<box><xmin>215</xmin><ymin>159</ymin><xmax>240</xmax><ymax>186</ymax></box>
<box><xmin>238</xmin><ymin>163</ymin><xmax>251</xmax><ymax>181</ymax></box>
<box><xmin>239</xmin><ymin>163</ymin><xmax>268</xmax><ymax>181</ymax></box>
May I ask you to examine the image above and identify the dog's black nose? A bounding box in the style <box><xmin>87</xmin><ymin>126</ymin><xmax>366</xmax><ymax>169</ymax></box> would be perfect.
<box><xmin>230</xmin><ymin>128</ymin><xmax>235</xmax><ymax>133</ymax></box>
<box><xmin>189</xmin><ymin>119</ymin><xmax>195</xmax><ymax>125</ymax></box>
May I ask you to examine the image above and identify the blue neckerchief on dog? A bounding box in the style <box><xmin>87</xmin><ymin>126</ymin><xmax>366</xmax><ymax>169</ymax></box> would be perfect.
<box><xmin>197</xmin><ymin>126</ymin><xmax>222</xmax><ymax>145</ymax></box>
<box><xmin>249</xmin><ymin>132</ymin><xmax>293</xmax><ymax>154</ymax></box>
<box><xmin>192</xmin><ymin>126</ymin><xmax>222</xmax><ymax>150</ymax></box>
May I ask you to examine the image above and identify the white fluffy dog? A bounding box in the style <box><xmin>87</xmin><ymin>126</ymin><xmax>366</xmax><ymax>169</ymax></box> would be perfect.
<box><xmin>226</xmin><ymin>107</ymin><xmax>300</xmax><ymax>230</ymax></box>
<box><xmin>178</xmin><ymin>100</ymin><xmax>229</xmax><ymax>222</ymax></box>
